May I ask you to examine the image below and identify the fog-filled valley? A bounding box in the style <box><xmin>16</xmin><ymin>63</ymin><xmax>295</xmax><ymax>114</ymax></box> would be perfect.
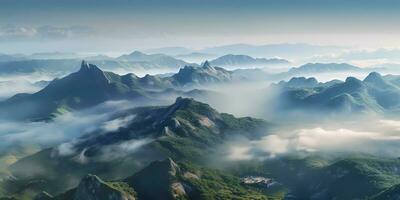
<box><xmin>1</xmin><ymin>45</ymin><xmax>400</xmax><ymax>200</ymax></box>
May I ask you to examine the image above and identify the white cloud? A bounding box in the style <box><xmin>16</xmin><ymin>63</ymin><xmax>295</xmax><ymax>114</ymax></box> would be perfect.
<box><xmin>0</xmin><ymin>25</ymin><xmax>95</xmax><ymax>40</ymax></box>
<box><xmin>227</xmin><ymin>120</ymin><xmax>400</xmax><ymax>160</ymax></box>
<box><xmin>0</xmin><ymin>100</ymin><xmax>138</xmax><ymax>153</ymax></box>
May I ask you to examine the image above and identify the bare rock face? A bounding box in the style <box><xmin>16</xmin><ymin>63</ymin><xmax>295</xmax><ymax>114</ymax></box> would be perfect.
<box><xmin>126</xmin><ymin>158</ymin><xmax>190</xmax><ymax>200</ymax></box>
<box><xmin>74</xmin><ymin>174</ymin><xmax>135</xmax><ymax>200</ymax></box>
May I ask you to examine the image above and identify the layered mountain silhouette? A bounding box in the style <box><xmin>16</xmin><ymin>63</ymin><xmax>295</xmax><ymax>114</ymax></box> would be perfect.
<box><xmin>0</xmin><ymin>51</ymin><xmax>193</xmax><ymax>76</ymax></box>
<box><xmin>275</xmin><ymin>63</ymin><xmax>363</xmax><ymax>79</ymax></box>
<box><xmin>0</xmin><ymin>61</ymin><xmax>233</xmax><ymax>121</ymax></box>
<box><xmin>209</xmin><ymin>54</ymin><xmax>289</xmax><ymax>67</ymax></box>
<box><xmin>117</xmin><ymin>51</ymin><xmax>191</xmax><ymax>69</ymax></box>
<box><xmin>288</xmin><ymin>63</ymin><xmax>361</xmax><ymax>74</ymax></box>
<box><xmin>276</xmin><ymin>77</ymin><xmax>342</xmax><ymax>89</ymax></box>
<box><xmin>276</xmin><ymin>72</ymin><xmax>400</xmax><ymax>114</ymax></box>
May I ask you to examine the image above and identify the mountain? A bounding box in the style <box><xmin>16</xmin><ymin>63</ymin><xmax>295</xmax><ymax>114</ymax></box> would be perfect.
<box><xmin>372</xmin><ymin>184</ymin><xmax>400</xmax><ymax>200</ymax></box>
<box><xmin>209</xmin><ymin>54</ymin><xmax>289</xmax><ymax>67</ymax></box>
<box><xmin>276</xmin><ymin>77</ymin><xmax>343</xmax><ymax>89</ymax></box>
<box><xmin>5</xmin><ymin>98</ymin><xmax>269</xmax><ymax>197</ymax></box>
<box><xmin>30</xmin><ymin>158</ymin><xmax>268</xmax><ymax>200</ymax></box>
<box><xmin>28</xmin><ymin>52</ymin><xmax>83</xmax><ymax>60</ymax></box>
<box><xmin>170</xmin><ymin>61</ymin><xmax>234</xmax><ymax>86</ymax></box>
<box><xmin>259</xmin><ymin>155</ymin><xmax>400</xmax><ymax>200</ymax></box>
<box><xmin>117</xmin><ymin>51</ymin><xmax>192</xmax><ymax>69</ymax></box>
<box><xmin>277</xmin><ymin>77</ymin><xmax>319</xmax><ymax>88</ymax></box>
<box><xmin>286</xmin><ymin>63</ymin><xmax>361</xmax><ymax>74</ymax></box>
<box><xmin>0</xmin><ymin>54</ymin><xmax>23</xmax><ymax>62</ymax></box>
<box><xmin>0</xmin><ymin>61</ymin><xmax>161</xmax><ymax>120</ymax></box>
<box><xmin>0</xmin><ymin>59</ymin><xmax>81</xmax><ymax>76</ymax></box>
<box><xmin>143</xmin><ymin>47</ymin><xmax>193</xmax><ymax>56</ymax></box>
<box><xmin>126</xmin><ymin>158</ymin><xmax>186</xmax><ymax>200</ymax></box>
<box><xmin>125</xmin><ymin>158</ymin><xmax>269</xmax><ymax>200</ymax></box>
<box><xmin>0</xmin><ymin>61</ymin><xmax>234</xmax><ymax>120</ymax></box>
<box><xmin>72</xmin><ymin>174</ymin><xmax>136</xmax><ymax>200</ymax></box>
<box><xmin>274</xmin><ymin>72</ymin><xmax>400</xmax><ymax>115</ymax></box>
<box><xmin>272</xmin><ymin>63</ymin><xmax>364</xmax><ymax>82</ymax></box>
<box><xmin>0</xmin><ymin>55</ymin><xmax>191</xmax><ymax>77</ymax></box>
<box><xmin>201</xmin><ymin>43</ymin><xmax>343</xmax><ymax>59</ymax></box>
<box><xmin>175</xmin><ymin>52</ymin><xmax>217</xmax><ymax>63</ymax></box>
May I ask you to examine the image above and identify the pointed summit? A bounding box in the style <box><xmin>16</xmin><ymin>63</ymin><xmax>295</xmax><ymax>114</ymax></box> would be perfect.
<box><xmin>202</xmin><ymin>60</ymin><xmax>212</xmax><ymax>69</ymax></box>
<box><xmin>81</xmin><ymin>60</ymin><xmax>89</xmax><ymax>69</ymax></box>
<box><xmin>78</xmin><ymin>60</ymin><xmax>103</xmax><ymax>74</ymax></box>
<box><xmin>80</xmin><ymin>60</ymin><xmax>90</xmax><ymax>71</ymax></box>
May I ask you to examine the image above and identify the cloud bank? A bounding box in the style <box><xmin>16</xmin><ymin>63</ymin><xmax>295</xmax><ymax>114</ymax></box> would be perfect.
<box><xmin>227</xmin><ymin>119</ymin><xmax>400</xmax><ymax>160</ymax></box>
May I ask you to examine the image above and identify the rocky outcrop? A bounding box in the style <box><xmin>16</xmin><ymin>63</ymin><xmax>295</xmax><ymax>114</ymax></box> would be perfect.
<box><xmin>73</xmin><ymin>174</ymin><xmax>135</xmax><ymax>200</ymax></box>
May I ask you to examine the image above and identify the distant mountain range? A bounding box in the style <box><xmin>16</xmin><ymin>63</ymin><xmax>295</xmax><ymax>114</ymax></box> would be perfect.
<box><xmin>0</xmin><ymin>51</ymin><xmax>195</xmax><ymax>77</ymax></box>
<box><xmin>143</xmin><ymin>46</ymin><xmax>193</xmax><ymax>56</ymax></box>
<box><xmin>276</xmin><ymin>77</ymin><xmax>342</xmax><ymax>89</ymax></box>
<box><xmin>117</xmin><ymin>51</ymin><xmax>192</xmax><ymax>69</ymax></box>
<box><xmin>143</xmin><ymin>43</ymin><xmax>344</xmax><ymax>60</ymax></box>
<box><xmin>274</xmin><ymin>71</ymin><xmax>400</xmax><ymax>115</ymax></box>
<box><xmin>209</xmin><ymin>54</ymin><xmax>289</xmax><ymax>67</ymax></box>
<box><xmin>201</xmin><ymin>43</ymin><xmax>343</xmax><ymax>59</ymax></box>
<box><xmin>287</xmin><ymin>63</ymin><xmax>361</xmax><ymax>74</ymax></box>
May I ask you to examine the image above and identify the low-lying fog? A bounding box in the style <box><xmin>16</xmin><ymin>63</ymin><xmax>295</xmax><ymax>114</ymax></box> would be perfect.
<box><xmin>3</xmin><ymin>61</ymin><xmax>400</xmax><ymax>166</ymax></box>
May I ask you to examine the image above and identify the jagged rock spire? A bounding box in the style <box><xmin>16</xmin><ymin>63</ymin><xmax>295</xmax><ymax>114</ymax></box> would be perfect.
<box><xmin>202</xmin><ymin>60</ymin><xmax>212</xmax><ymax>68</ymax></box>
<box><xmin>80</xmin><ymin>60</ymin><xmax>90</xmax><ymax>71</ymax></box>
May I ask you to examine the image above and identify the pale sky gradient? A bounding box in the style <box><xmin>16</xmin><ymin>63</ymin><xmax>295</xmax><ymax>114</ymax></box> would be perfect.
<box><xmin>1</xmin><ymin>0</ymin><xmax>400</xmax><ymax>53</ymax></box>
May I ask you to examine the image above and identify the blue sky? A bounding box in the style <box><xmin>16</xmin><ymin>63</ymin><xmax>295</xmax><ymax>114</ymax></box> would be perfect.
<box><xmin>1</xmin><ymin>0</ymin><xmax>399</xmax><ymax>53</ymax></box>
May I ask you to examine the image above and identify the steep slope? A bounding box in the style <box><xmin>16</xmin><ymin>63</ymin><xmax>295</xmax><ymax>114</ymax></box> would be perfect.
<box><xmin>35</xmin><ymin>158</ymin><xmax>268</xmax><ymax>200</ymax></box>
<box><xmin>126</xmin><ymin>158</ymin><xmax>187</xmax><ymax>200</ymax></box>
<box><xmin>170</xmin><ymin>61</ymin><xmax>233</xmax><ymax>86</ymax></box>
<box><xmin>0</xmin><ymin>61</ymin><xmax>228</xmax><ymax>121</ymax></box>
<box><xmin>0</xmin><ymin>61</ymin><xmax>157</xmax><ymax>120</ymax></box>
<box><xmin>6</xmin><ymin>98</ymin><xmax>269</xmax><ymax>196</ymax></box>
<box><xmin>43</xmin><ymin>174</ymin><xmax>136</xmax><ymax>200</ymax></box>
<box><xmin>372</xmin><ymin>184</ymin><xmax>400</xmax><ymax>200</ymax></box>
<box><xmin>275</xmin><ymin>72</ymin><xmax>400</xmax><ymax>115</ymax></box>
<box><xmin>72</xmin><ymin>174</ymin><xmax>136</xmax><ymax>200</ymax></box>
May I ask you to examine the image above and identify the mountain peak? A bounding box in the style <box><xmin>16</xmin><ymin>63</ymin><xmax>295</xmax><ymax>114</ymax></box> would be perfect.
<box><xmin>78</xmin><ymin>60</ymin><xmax>103</xmax><ymax>74</ymax></box>
<box><xmin>202</xmin><ymin>60</ymin><xmax>212</xmax><ymax>69</ymax></box>
<box><xmin>173</xmin><ymin>97</ymin><xmax>197</xmax><ymax>109</ymax></box>
<box><xmin>345</xmin><ymin>76</ymin><xmax>362</xmax><ymax>84</ymax></box>
<box><xmin>80</xmin><ymin>60</ymin><xmax>89</xmax><ymax>70</ymax></box>
<box><xmin>364</xmin><ymin>72</ymin><xmax>383</xmax><ymax>83</ymax></box>
<box><xmin>74</xmin><ymin>174</ymin><xmax>135</xmax><ymax>200</ymax></box>
<box><xmin>130</xmin><ymin>50</ymin><xmax>146</xmax><ymax>56</ymax></box>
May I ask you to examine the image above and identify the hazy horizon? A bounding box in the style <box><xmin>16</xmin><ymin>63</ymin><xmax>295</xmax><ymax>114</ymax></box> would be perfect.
<box><xmin>2</xmin><ymin>0</ymin><xmax>400</xmax><ymax>54</ymax></box>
